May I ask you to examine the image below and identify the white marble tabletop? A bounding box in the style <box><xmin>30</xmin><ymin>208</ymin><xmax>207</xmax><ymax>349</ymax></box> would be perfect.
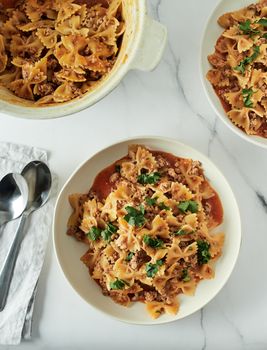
<box><xmin>0</xmin><ymin>0</ymin><xmax>267</xmax><ymax>349</ymax></box>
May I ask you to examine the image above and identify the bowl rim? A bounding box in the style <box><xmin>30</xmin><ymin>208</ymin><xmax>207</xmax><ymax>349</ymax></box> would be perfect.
<box><xmin>0</xmin><ymin>0</ymin><xmax>147</xmax><ymax>119</ymax></box>
<box><xmin>199</xmin><ymin>0</ymin><xmax>267</xmax><ymax>149</ymax></box>
<box><xmin>53</xmin><ymin>135</ymin><xmax>242</xmax><ymax>325</ymax></box>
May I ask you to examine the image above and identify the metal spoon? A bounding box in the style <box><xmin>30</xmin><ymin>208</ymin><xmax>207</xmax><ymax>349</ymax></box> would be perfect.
<box><xmin>0</xmin><ymin>173</ymin><xmax>28</xmax><ymax>227</ymax></box>
<box><xmin>0</xmin><ymin>161</ymin><xmax>52</xmax><ymax>311</ymax></box>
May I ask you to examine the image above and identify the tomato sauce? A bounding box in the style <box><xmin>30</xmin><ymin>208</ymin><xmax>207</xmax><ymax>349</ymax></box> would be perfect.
<box><xmin>151</xmin><ymin>150</ymin><xmax>177</xmax><ymax>167</ymax></box>
<box><xmin>214</xmin><ymin>87</ymin><xmax>231</xmax><ymax>113</ymax></box>
<box><xmin>90</xmin><ymin>162</ymin><xmax>117</xmax><ymax>201</ymax></box>
<box><xmin>90</xmin><ymin>151</ymin><xmax>223</xmax><ymax>226</ymax></box>
<box><xmin>203</xmin><ymin>190</ymin><xmax>223</xmax><ymax>226</ymax></box>
<box><xmin>0</xmin><ymin>0</ymin><xmax>17</xmax><ymax>8</ymax></box>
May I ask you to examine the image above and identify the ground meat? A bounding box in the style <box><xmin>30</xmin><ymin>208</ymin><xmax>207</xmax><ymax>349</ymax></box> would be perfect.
<box><xmin>67</xmin><ymin>226</ymin><xmax>86</xmax><ymax>241</ymax></box>
<box><xmin>109</xmin><ymin>172</ymin><xmax>119</xmax><ymax>183</ymax></box>
<box><xmin>34</xmin><ymin>82</ymin><xmax>55</xmax><ymax>97</ymax></box>
<box><xmin>208</xmin><ymin>52</ymin><xmax>227</xmax><ymax>69</ymax></box>
<box><xmin>98</xmin><ymin>278</ymin><xmax>109</xmax><ymax>296</ymax></box>
<box><xmin>88</xmin><ymin>189</ymin><xmax>97</xmax><ymax>200</ymax></box>
<box><xmin>156</xmin><ymin>155</ymin><xmax>169</xmax><ymax>168</ymax></box>
<box><xmin>187</xmin><ymin>161</ymin><xmax>203</xmax><ymax>177</ymax></box>
<box><xmin>204</xmin><ymin>202</ymin><xmax>212</xmax><ymax>215</ymax></box>
<box><xmin>162</xmin><ymin>278</ymin><xmax>181</xmax><ymax>303</ymax></box>
<box><xmin>179</xmin><ymin>239</ymin><xmax>195</xmax><ymax>249</ymax></box>
<box><xmin>130</xmin><ymin>249</ymin><xmax>150</xmax><ymax>270</ymax></box>
<box><xmin>167</xmin><ymin>168</ymin><xmax>178</xmax><ymax>179</ymax></box>
<box><xmin>110</xmin><ymin>291</ymin><xmax>130</xmax><ymax>306</ymax></box>
<box><xmin>144</xmin><ymin>290</ymin><xmax>161</xmax><ymax>303</ymax></box>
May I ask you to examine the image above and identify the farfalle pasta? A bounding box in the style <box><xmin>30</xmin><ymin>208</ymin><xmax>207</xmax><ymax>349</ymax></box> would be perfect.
<box><xmin>67</xmin><ymin>145</ymin><xmax>224</xmax><ymax>319</ymax></box>
<box><xmin>0</xmin><ymin>0</ymin><xmax>125</xmax><ymax>104</ymax></box>
<box><xmin>207</xmin><ymin>0</ymin><xmax>267</xmax><ymax>138</ymax></box>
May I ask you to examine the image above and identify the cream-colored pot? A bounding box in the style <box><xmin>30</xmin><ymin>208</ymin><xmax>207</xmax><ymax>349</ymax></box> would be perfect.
<box><xmin>0</xmin><ymin>1</ymin><xmax>167</xmax><ymax>119</ymax></box>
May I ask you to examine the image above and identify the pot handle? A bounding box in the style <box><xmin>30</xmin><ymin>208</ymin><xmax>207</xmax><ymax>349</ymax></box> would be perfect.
<box><xmin>130</xmin><ymin>16</ymin><xmax>167</xmax><ymax>71</ymax></box>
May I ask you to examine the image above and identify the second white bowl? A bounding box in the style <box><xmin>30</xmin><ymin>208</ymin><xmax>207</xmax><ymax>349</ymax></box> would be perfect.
<box><xmin>53</xmin><ymin>136</ymin><xmax>241</xmax><ymax>324</ymax></box>
<box><xmin>200</xmin><ymin>0</ymin><xmax>267</xmax><ymax>148</ymax></box>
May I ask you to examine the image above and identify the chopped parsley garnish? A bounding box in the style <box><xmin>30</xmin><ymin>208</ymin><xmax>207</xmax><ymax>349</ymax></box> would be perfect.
<box><xmin>115</xmin><ymin>164</ymin><xmax>121</xmax><ymax>173</ymax></box>
<box><xmin>124</xmin><ymin>205</ymin><xmax>146</xmax><ymax>227</ymax></box>
<box><xmin>257</xmin><ymin>18</ymin><xmax>267</xmax><ymax>27</ymax></box>
<box><xmin>125</xmin><ymin>252</ymin><xmax>134</xmax><ymax>262</ymax></box>
<box><xmin>263</xmin><ymin>33</ymin><xmax>267</xmax><ymax>39</ymax></box>
<box><xmin>239</xmin><ymin>20</ymin><xmax>260</xmax><ymax>36</ymax></box>
<box><xmin>137</xmin><ymin>172</ymin><xmax>161</xmax><ymax>185</ymax></box>
<box><xmin>158</xmin><ymin>202</ymin><xmax>170</xmax><ymax>211</ymax></box>
<box><xmin>174</xmin><ymin>229</ymin><xmax>188</xmax><ymax>236</ymax></box>
<box><xmin>178</xmin><ymin>200</ymin><xmax>198</xmax><ymax>214</ymax></box>
<box><xmin>181</xmin><ymin>269</ymin><xmax>191</xmax><ymax>282</ymax></box>
<box><xmin>145</xmin><ymin>196</ymin><xmax>170</xmax><ymax>211</ymax></box>
<box><xmin>146</xmin><ymin>260</ymin><xmax>163</xmax><ymax>278</ymax></box>
<box><xmin>101</xmin><ymin>222</ymin><xmax>117</xmax><ymax>241</ymax></box>
<box><xmin>110</xmin><ymin>279</ymin><xmax>127</xmax><ymax>290</ymax></box>
<box><xmin>242</xmin><ymin>88</ymin><xmax>254</xmax><ymax>108</ymax></box>
<box><xmin>87</xmin><ymin>226</ymin><xmax>102</xmax><ymax>241</ymax></box>
<box><xmin>234</xmin><ymin>46</ymin><xmax>260</xmax><ymax>75</ymax></box>
<box><xmin>143</xmin><ymin>234</ymin><xmax>164</xmax><ymax>249</ymax></box>
<box><xmin>197</xmin><ymin>240</ymin><xmax>211</xmax><ymax>265</ymax></box>
<box><xmin>87</xmin><ymin>223</ymin><xmax>117</xmax><ymax>242</ymax></box>
<box><xmin>145</xmin><ymin>196</ymin><xmax>158</xmax><ymax>206</ymax></box>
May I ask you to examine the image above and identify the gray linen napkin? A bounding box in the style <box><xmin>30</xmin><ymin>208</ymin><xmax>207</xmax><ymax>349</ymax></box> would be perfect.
<box><xmin>0</xmin><ymin>142</ymin><xmax>57</xmax><ymax>345</ymax></box>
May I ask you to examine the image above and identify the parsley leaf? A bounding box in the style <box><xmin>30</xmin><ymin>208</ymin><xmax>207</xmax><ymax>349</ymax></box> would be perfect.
<box><xmin>143</xmin><ymin>234</ymin><xmax>164</xmax><ymax>249</ymax></box>
<box><xmin>197</xmin><ymin>240</ymin><xmax>211</xmax><ymax>265</ymax></box>
<box><xmin>234</xmin><ymin>46</ymin><xmax>260</xmax><ymax>75</ymax></box>
<box><xmin>242</xmin><ymin>88</ymin><xmax>254</xmax><ymax>107</ymax></box>
<box><xmin>263</xmin><ymin>33</ymin><xmax>267</xmax><ymax>39</ymax></box>
<box><xmin>145</xmin><ymin>197</ymin><xmax>170</xmax><ymax>211</ymax></box>
<box><xmin>125</xmin><ymin>252</ymin><xmax>134</xmax><ymax>262</ymax></box>
<box><xmin>87</xmin><ymin>226</ymin><xmax>102</xmax><ymax>241</ymax></box>
<box><xmin>145</xmin><ymin>196</ymin><xmax>158</xmax><ymax>206</ymax></box>
<box><xmin>174</xmin><ymin>229</ymin><xmax>188</xmax><ymax>236</ymax></box>
<box><xmin>258</xmin><ymin>18</ymin><xmax>267</xmax><ymax>27</ymax></box>
<box><xmin>158</xmin><ymin>202</ymin><xmax>170</xmax><ymax>211</ymax></box>
<box><xmin>239</xmin><ymin>20</ymin><xmax>260</xmax><ymax>36</ymax></box>
<box><xmin>181</xmin><ymin>269</ymin><xmax>191</xmax><ymax>282</ymax></box>
<box><xmin>101</xmin><ymin>222</ymin><xmax>117</xmax><ymax>241</ymax></box>
<box><xmin>110</xmin><ymin>279</ymin><xmax>127</xmax><ymax>290</ymax></box>
<box><xmin>124</xmin><ymin>205</ymin><xmax>146</xmax><ymax>227</ymax></box>
<box><xmin>137</xmin><ymin>172</ymin><xmax>161</xmax><ymax>185</ymax></box>
<box><xmin>178</xmin><ymin>200</ymin><xmax>198</xmax><ymax>213</ymax></box>
<box><xmin>115</xmin><ymin>164</ymin><xmax>121</xmax><ymax>173</ymax></box>
<box><xmin>146</xmin><ymin>260</ymin><xmax>163</xmax><ymax>278</ymax></box>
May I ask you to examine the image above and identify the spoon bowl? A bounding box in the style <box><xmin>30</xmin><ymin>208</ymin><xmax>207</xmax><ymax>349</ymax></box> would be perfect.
<box><xmin>22</xmin><ymin>161</ymin><xmax>52</xmax><ymax>212</ymax></box>
<box><xmin>0</xmin><ymin>161</ymin><xmax>52</xmax><ymax>311</ymax></box>
<box><xmin>0</xmin><ymin>173</ymin><xmax>28</xmax><ymax>227</ymax></box>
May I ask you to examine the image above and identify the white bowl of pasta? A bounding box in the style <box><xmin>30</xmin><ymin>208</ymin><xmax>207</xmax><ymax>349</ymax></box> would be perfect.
<box><xmin>53</xmin><ymin>136</ymin><xmax>241</xmax><ymax>324</ymax></box>
<box><xmin>0</xmin><ymin>0</ymin><xmax>167</xmax><ymax>119</ymax></box>
<box><xmin>201</xmin><ymin>0</ymin><xmax>267</xmax><ymax>148</ymax></box>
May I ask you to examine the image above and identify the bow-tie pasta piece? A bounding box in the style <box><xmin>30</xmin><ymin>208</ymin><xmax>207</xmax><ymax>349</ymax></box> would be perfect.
<box><xmin>228</xmin><ymin>107</ymin><xmax>265</xmax><ymax>134</ymax></box>
<box><xmin>36</xmin><ymin>28</ymin><xmax>58</xmax><ymax>49</ymax></box>
<box><xmin>0</xmin><ymin>35</ymin><xmax>7</xmax><ymax>73</ymax></box>
<box><xmin>18</xmin><ymin>19</ymin><xmax>54</xmax><ymax>32</ymax></box>
<box><xmin>56</xmin><ymin>0</ymin><xmax>81</xmax><ymax>23</ymax></box>
<box><xmin>10</xmin><ymin>34</ymin><xmax>43</xmax><ymax>58</ymax></box>
<box><xmin>0</xmin><ymin>67</ymin><xmax>21</xmax><ymax>85</ymax></box>
<box><xmin>26</xmin><ymin>0</ymin><xmax>55</xmax><ymax>22</ymax></box>
<box><xmin>0</xmin><ymin>10</ymin><xmax>27</xmax><ymax>39</ymax></box>
<box><xmin>55</xmin><ymin>35</ymin><xmax>88</xmax><ymax>68</ymax></box>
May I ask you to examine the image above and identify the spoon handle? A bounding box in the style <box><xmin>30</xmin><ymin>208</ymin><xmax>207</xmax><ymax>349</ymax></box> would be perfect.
<box><xmin>0</xmin><ymin>213</ymin><xmax>28</xmax><ymax>311</ymax></box>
